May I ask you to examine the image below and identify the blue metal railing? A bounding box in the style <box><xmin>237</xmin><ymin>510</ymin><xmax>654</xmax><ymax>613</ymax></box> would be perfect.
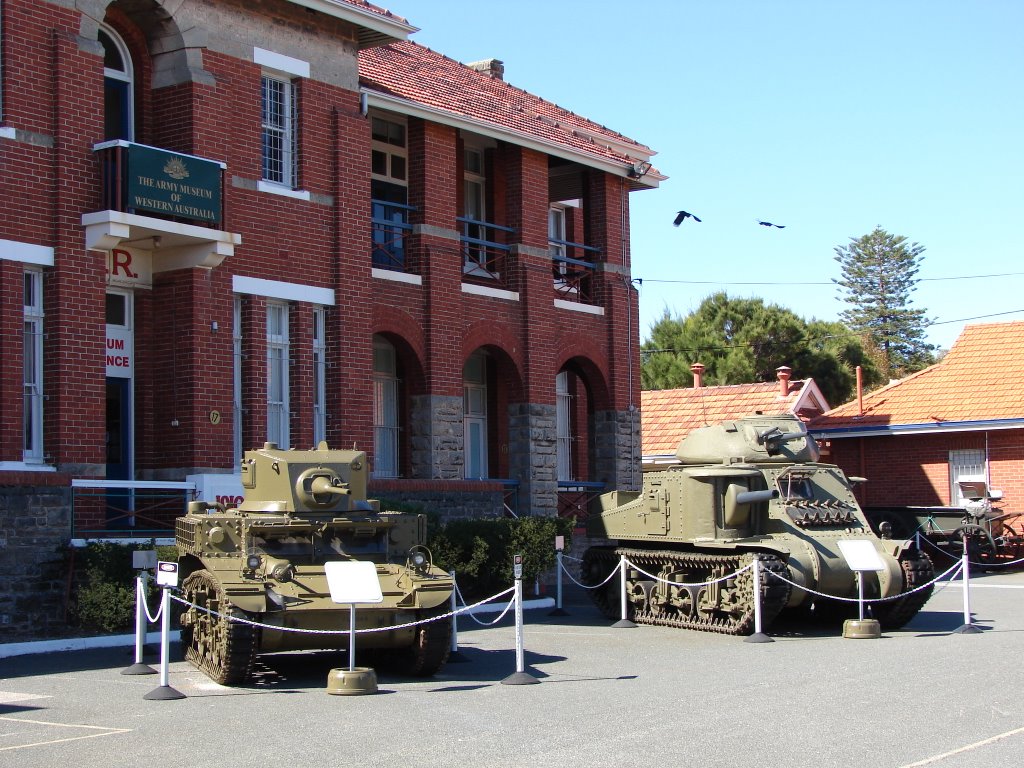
<box><xmin>458</xmin><ymin>216</ymin><xmax>515</xmax><ymax>285</ymax></box>
<box><xmin>550</xmin><ymin>238</ymin><xmax>601</xmax><ymax>304</ymax></box>
<box><xmin>372</xmin><ymin>199</ymin><xmax>416</xmax><ymax>272</ymax></box>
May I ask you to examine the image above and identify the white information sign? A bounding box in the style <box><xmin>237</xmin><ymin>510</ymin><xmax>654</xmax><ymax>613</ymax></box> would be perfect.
<box><xmin>837</xmin><ymin>539</ymin><xmax>886</xmax><ymax>572</ymax></box>
<box><xmin>324</xmin><ymin>561</ymin><xmax>384</xmax><ymax>604</ymax></box>
<box><xmin>155</xmin><ymin>561</ymin><xmax>179</xmax><ymax>587</ymax></box>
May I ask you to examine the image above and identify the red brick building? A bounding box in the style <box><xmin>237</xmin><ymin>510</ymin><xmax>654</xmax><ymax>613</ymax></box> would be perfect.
<box><xmin>810</xmin><ymin>322</ymin><xmax>1024</xmax><ymax>509</ymax></box>
<box><xmin>0</xmin><ymin>0</ymin><xmax>661</xmax><ymax>635</ymax></box>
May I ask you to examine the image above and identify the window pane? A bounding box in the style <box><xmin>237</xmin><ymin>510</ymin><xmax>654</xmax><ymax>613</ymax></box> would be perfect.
<box><xmin>390</xmin><ymin>155</ymin><xmax>406</xmax><ymax>181</ymax></box>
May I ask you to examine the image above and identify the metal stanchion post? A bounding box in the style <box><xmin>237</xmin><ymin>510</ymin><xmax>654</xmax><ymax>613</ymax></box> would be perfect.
<box><xmin>448</xmin><ymin>569</ymin><xmax>469</xmax><ymax>662</ymax></box>
<box><xmin>549</xmin><ymin>542</ymin><xmax>569</xmax><ymax>617</ymax></box>
<box><xmin>503</xmin><ymin>554</ymin><xmax>539</xmax><ymax>685</ymax></box>
<box><xmin>745</xmin><ymin>556</ymin><xmax>773</xmax><ymax>644</ymax></box>
<box><xmin>122</xmin><ymin>573</ymin><xmax>157</xmax><ymax>675</ymax></box>
<box><xmin>955</xmin><ymin>535</ymin><xmax>982</xmax><ymax>634</ymax></box>
<box><xmin>143</xmin><ymin>584</ymin><xmax>185</xmax><ymax>700</ymax></box>
<box><xmin>612</xmin><ymin>554</ymin><xmax>637</xmax><ymax>628</ymax></box>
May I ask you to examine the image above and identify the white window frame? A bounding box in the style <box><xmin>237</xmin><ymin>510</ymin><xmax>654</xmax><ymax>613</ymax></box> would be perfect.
<box><xmin>232</xmin><ymin>297</ymin><xmax>243</xmax><ymax>466</ymax></box>
<box><xmin>462</xmin><ymin>145</ymin><xmax>490</xmax><ymax>277</ymax></box>
<box><xmin>463</xmin><ymin>352</ymin><xmax>489</xmax><ymax>479</ymax></box>
<box><xmin>372</xmin><ymin>338</ymin><xmax>400</xmax><ymax>479</ymax></box>
<box><xmin>266</xmin><ymin>301</ymin><xmax>290</xmax><ymax>448</ymax></box>
<box><xmin>556</xmin><ymin>371</ymin><xmax>573</xmax><ymax>482</ymax></box>
<box><xmin>261</xmin><ymin>72</ymin><xmax>297</xmax><ymax>189</ymax></box>
<box><xmin>312</xmin><ymin>306</ymin><xmax>327</xmax><ymax>446</ymax></box>
<box><xmin>949</xmin><ymin>449</ymin><xmax>986</xmax><ymax>505</ymax></box>
<box><xmin>23</xmin><ymin>268</ymin><xmax>44</xmax><ymax>462</ymax></box>
<box><xmin>99</xmin><ymin>25</ymin><xmax>134</xmax><ymax>141</ymax></box>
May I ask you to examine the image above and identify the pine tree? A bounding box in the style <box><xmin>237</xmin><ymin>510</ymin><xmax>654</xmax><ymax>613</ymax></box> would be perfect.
<box><xmin>833</xmin><ymin>227</ymin><xmax>935</xmax><ymax>378</ymax></box>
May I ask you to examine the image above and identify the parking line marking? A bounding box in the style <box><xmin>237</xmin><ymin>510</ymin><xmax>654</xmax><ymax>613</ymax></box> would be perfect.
<box><xmin>899</xmin><ymin>724</ymin><xmax>1024</xmax><ymax>767</ymax></box>
<box><xmin>0</xmin><ymin>716</ymin><xmax>131</xmax><ymax>752</ymax></box>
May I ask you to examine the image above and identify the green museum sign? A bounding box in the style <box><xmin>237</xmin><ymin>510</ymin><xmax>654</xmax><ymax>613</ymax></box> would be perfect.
<box><xmin>126</xmin><ymin>144</ymin><xmax>222</xmax><ymax>224</ymax></box>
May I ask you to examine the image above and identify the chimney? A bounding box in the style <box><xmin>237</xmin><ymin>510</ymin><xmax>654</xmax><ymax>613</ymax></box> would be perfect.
<box><xmin>776</xmin><ymin>366</ymin><xmax>792</xmax><ymax>397</ymax></box>
<box><xmin>466</xmin><ymin>58</ymin><xmax>505</xmax><ymax>80</ymax></box>
<box><xmin>690</xmin><ymin>362</ymin><xmax>705</xmax><ymax>388</ymax></box>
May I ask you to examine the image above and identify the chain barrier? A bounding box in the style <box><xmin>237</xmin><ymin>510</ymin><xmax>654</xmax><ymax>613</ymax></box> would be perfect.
<box><xmin>623</xmin><ymin>558</ymin><xmax>755</xmax><ymax>588</ymax></box>
<box><xmin>770</xmin><ymin>559</ymin><xmax>963</xmax><ymax>604</ymax></box>
<box><xmin>915</xmin><ymin>531</ymin><xmax>1024</xmax><ymax>569</ymax></box>
<box><xmin>556</xmin><ymin>555</ymin><xmax>620</xmax><ymax>590</ymax></box>
<box><xmin>454</xmin><ymin>580</ymin><xmax>517</xmax><ymax>626</ymax></box>
<box><xmin>170</xmin><ymin>585</ymin><xmax>515</xmax><ymax>636</ymax></box>
<box><xmin>137</xmin><ymin>578</ymin><xmax>163</xmax><ymax>625</ymax></box>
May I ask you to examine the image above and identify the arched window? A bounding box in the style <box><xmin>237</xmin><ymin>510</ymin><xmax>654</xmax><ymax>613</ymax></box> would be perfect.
<box><xmin>99</xmin><ymin>26</ymin><xmax>134</xmax><ymax>141</ymax></box>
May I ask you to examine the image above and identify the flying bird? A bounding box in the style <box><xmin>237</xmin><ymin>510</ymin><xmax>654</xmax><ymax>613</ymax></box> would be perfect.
<box><xmin>758</xmin><ymin>220</ymin><xmax>785</xmax><ymax>228</ymax></box>
<box><xmin>674</xmin><ymin>210</ymin><xmax>702</xmax><ymax>226</ymax></box>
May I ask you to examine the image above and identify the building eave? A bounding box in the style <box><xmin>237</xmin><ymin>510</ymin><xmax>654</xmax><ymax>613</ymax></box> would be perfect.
<box><xmin>286</xmin><ymin>0</ymin><xmax>417</xmax><ymax>48</ymax></box>
<box><xmin>363</xmin><ymin>89</ymin><xmax>664</xmax><ymax>189</ymax></box>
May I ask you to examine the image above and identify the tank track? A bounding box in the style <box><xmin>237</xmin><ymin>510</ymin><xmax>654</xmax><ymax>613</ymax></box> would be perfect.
<box><xmin>179</xmin><ymin>569</ymin><xmax>259</xmax><ymax>685</ymax></box>
<box><xmin>377</xmin><ymin>607</ymin><xmax>452</xmax><ymax>677</ymax></box>
<box><xmin>870</xmin><ymin>549</ymin><xmax>935</xmax><ymax>629</ymax></box>
<box><xmin>582</xmin><ymin>547</ymin><xmax>791</xmax><ymax>635</ymax></box>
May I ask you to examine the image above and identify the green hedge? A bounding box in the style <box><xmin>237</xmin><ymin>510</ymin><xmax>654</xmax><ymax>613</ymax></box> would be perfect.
<box><xmin>69</xmin><ymin>541</ymin><xmax>177</xmax><ymax>634</ymax></box>
<box><xmin>427</xmin><ymin>516</ymin><xmax>575</xmax><ymax>600</ymax></box>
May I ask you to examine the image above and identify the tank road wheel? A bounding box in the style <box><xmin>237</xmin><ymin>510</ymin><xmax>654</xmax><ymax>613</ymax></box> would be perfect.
<box><xmin>871</xmin><ymin>550</ymin><xmax>935</xmax><ymax>630</ymax></box>
<box><xmin>179</xmin><ymin>569</ymin><xmax>258</xmax><ymax>685</ymax></box>
<box><xmin>387</xmin><ymin>607</ymin><xmax>452</xmax><ymax>677</ymax></box>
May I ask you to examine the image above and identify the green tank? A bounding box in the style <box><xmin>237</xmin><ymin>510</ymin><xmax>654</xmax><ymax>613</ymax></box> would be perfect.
<box><xmin>175</xmin><ymin>442</ymin><xmax>453</xmax><ymax>684</ymax></box>
<box><xmin>584</xmin><ymin>414</ymin><xmax>933</xmax><ymax>634</ymax></box>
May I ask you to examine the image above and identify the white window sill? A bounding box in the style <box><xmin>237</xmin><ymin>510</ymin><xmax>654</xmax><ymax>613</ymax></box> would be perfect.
<box><xmin>257</xmin><ymin>181</ymin><xmax>311</xmax><ymax>201</ymax></box>
<box><xmin>0</xmin><ymin>461</ymin><xmax>56</xmax><ymax>472</ymax></box>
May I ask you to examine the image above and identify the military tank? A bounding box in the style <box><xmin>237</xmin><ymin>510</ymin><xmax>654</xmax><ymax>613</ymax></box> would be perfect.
<box><xmin>583</xmin><ymin>414</ymin><xmax>934</xmax><ymax>634</ymax></box>
<box><xmin>175</xmin><ymin>442</ymin><xmax>453</xmax><ymax>684</ymax></box>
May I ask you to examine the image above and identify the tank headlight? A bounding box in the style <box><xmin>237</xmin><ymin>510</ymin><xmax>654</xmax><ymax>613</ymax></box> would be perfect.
<box><xmin>407</xmin><ymin>546</ymin><xmax>432</xmax><ymax>573</ymax></box>
<box><xmin>246</xmin><ymin>554</ymin><xmax>262</xmax><ymax>570</ymax></box>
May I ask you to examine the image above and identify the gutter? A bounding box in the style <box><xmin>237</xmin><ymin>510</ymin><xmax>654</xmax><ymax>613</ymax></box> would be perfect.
<box><xmin>810</xmin><ymin>417</ymin><xmax>1024</xmax><ymax>440</ymax></box>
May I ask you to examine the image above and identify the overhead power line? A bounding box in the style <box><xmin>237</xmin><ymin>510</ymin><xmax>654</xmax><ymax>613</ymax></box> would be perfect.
<box><xmin>637</xmin><ymin>272</ymin><xmax>1024</xmax><ymax>287</ymax></box>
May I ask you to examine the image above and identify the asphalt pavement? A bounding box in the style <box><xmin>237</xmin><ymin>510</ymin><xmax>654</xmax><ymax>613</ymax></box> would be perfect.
<box><xmin>1</xmin><ymin>567</ymin><xmax>1023</xmax><ymax>768</ymax></box>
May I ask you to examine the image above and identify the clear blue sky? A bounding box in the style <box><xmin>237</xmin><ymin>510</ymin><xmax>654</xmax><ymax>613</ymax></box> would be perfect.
<box><xmin>402</xmin><ymin>0</ymin><xmax>1023</xmax><ymax>352</ymax></box>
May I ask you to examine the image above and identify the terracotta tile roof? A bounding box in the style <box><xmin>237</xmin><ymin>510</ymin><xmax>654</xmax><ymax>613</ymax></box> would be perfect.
<box><xmin>359</xmin><ymin>41</ymin><xmax>658</xmax><ymax>173</ymax></box>
<box><xmin>334</xmin><ymin>0</ymin><xmax>408</xmax><ymax>25</ymax></box>
<box><xmin>642</xmin><ymin>381</ymin><xmax>812</xmax><ymax>457</ymax></box>
<box><xmin>811</xmin><ymin>321</ymin><xmax>1024</xmax><ymax>431</ymax></box>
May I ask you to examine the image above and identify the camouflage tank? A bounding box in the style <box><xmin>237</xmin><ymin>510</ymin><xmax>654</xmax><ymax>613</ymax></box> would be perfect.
<box><xmin>584</xmin><ymin>414</ymin><xmax>933</xmax><ymax>634</ymax></box>
<box><xmin>176</xmin><ymin>442</ymin><xmax>453</xmax><ymax>684</ymax></box>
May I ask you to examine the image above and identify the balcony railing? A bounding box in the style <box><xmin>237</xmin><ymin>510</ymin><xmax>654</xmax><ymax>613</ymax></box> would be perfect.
<box><xmin>551</xmin><ymin>239</ymin><xmax>601</xmax><ymax>305</ymax></box>
<box><xmin>557</xmin><ymin>480</ymin><xmax>605</xmax><ymax>521</ymax></box>
<box><xmin>71</xmin><ymin>479</ymin><xmax>196</xmax><ymax>539</ymax></box>
<box><xmin>94</xmin><ymin>140</ymin><xmax>226</xmax><ymax>230</ymax></box>
<box><xmin>372</xmin><ymin>198</ymin><xmax>416</xmax><ymax>272</ymax></box>
<box><xmin>459</xmin><ymin>216</ymin><xmax>515</xmax><ymax>287</ymax></box>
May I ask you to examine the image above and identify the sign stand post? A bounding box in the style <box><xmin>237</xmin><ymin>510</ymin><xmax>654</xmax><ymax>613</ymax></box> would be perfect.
<box><xmin>837</xmin><ymin>540</ymin><xmax>884</xmax><ymax>639</ymax></box>
<box><xmin>324</xmin><ymin>561</ymin><xmax>384</xmax><ymax>696</ymax></box>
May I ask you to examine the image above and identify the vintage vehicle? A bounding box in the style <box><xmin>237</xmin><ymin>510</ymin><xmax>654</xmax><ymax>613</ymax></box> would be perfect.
<box><xmin>176</xmin><ymin>442</ymin><xmax>453</xmax><ymax>684</ymax></box>
<box><xmin>864</xmin><ymin>480</ymin><xmax>1024</xmax><ymax>567</ymax></box>
<box><xmin>583</xmin><ymin>414</ymin><xmax>934</xmax><ymax>634</ymax></box>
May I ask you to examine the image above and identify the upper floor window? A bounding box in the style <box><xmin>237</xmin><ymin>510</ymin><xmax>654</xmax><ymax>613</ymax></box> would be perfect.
<box><xmin>99</xmin><ymin>26</ymin><xmax>133</xmax><ymax>141</ymax></box>
<box><xmin>23</xmin><ymin>269</ymin><xmax>44</xmax><ymax>462</ymax></box>
<box><xmin>371</xmin><ymin>116</ymin><xmax>409</xmax><ymax>270</ymax></box>
<box><xmin>261</xmin><ymin>74</ymin><xmax>297</xmax><ymax>188</ymax></box>
<box><xmin>463</xmin><ymin>146</ymin><xmax>489</xmax><ymax>276</ymax></box>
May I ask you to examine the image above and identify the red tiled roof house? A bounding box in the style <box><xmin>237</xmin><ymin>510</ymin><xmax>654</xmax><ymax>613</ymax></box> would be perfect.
<box><xmin>809</xmin><ymin>322</ymin><xmax>1024</xmax><ymax>509</ymax></box>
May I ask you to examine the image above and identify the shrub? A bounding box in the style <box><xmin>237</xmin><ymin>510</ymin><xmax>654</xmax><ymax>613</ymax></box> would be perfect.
<box><xmin>69</xmin><ymin>541</ymin><xmax>178</xmax><ymax>634</ymax></box>
<box><xmin>428</xmin><ymin>516</ymin><xmax>574</xmax><ymax>600</ymax></box>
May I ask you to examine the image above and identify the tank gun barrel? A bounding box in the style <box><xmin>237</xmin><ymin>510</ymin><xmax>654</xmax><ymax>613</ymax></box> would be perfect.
<box><xmin>735</xmin><ymin>488</ymin><xmax>779</xmax><ymax>505</ymax></box>
<box><xmin>756</xmin><ymin>425</ymin><xmax>809</xmax><ymax>456</ymax></box>
<box><xmin>309</xmin><ymin>475</ymin><xmax>350</xmax><ymax>497</ymax></box>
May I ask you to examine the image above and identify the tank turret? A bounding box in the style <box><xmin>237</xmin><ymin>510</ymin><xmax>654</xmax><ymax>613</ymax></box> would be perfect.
<box><xmin>176</xmin><ymin>442</ymin><xmax>452</xmax><ymax>685</ymax></box>
<box><xmin>584</xmin><ymin>414</ymin><xmax>933</xmax><ymax>634</ymax></box>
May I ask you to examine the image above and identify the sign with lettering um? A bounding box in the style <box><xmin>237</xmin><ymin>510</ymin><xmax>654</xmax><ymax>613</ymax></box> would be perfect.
<box><xmin>126</xmin><ymin>144</ymin><xmax>222</xmax><ymax>224</ymax></box>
